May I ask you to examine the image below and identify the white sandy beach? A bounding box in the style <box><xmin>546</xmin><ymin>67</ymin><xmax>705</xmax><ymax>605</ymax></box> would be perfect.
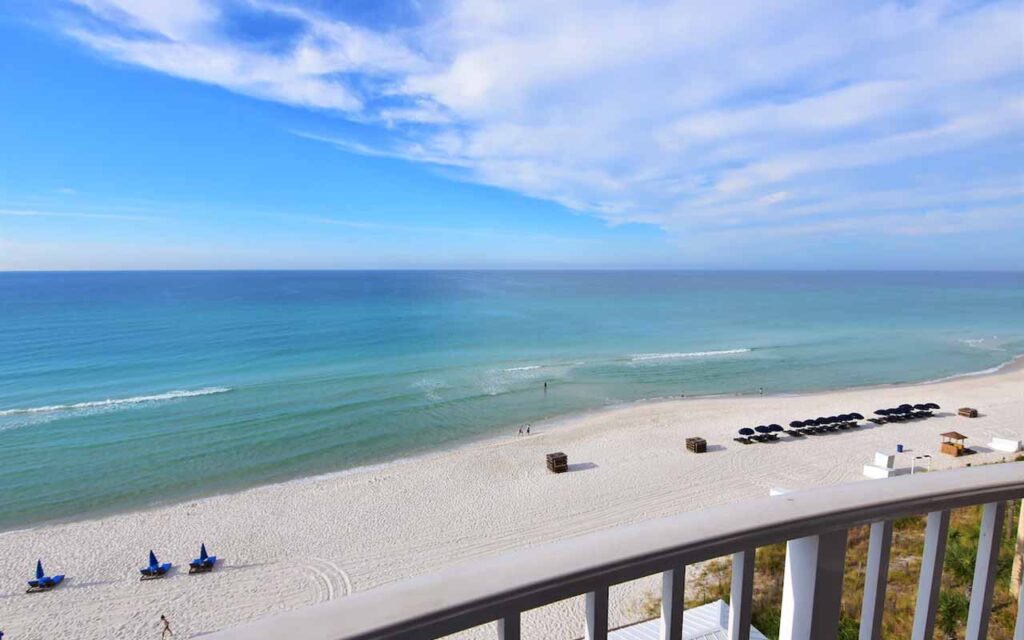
<box><xmin>2</xmin><ymin>362</ymin><xmax>1023</xmax><ymax>639</ymax></box>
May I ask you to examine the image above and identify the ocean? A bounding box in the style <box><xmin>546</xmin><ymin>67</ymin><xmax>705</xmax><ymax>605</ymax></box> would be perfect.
<box><xmin>1</xmin><ymin>270</ymin><xmax>1022</xmax><ymax>530</ymax></box>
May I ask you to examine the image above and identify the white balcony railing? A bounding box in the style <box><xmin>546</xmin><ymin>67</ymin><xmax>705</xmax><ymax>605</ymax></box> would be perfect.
<box><xmin>204</xmin><ymin>463</ymin><xmax>1024</xmax><ymax>640</ymax></box>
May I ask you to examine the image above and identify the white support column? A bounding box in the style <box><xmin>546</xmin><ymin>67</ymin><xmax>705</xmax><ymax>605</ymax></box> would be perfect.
<box><xmin>1014</xmin><ymin>571</ymin><xmax>1023</xmax><ymax>640</ymax></box>
<box><xmin>966</xmin><ymin>501</ymin><xmax>1006</xmax><ymax>640</ymax></box>
<box><xmin>496</xmin><ymin>611</ymin><xmax>521</xmax><ymax>640</ymax></box>
<box><xmin>778</xmin><ymin>529</ymin><xmax>849</xmax><ymax>640</ymax></box>
<box><xmin>660</xmin><ymin>566</ymin><xmax>686</xmax><ymax>640</ymax></box>
<box><xmin>859</xmin><ymin>520</ymin><xmax>893</xmax><ymax>640</ymax></box>
<box><xmin>728</xmin><ymin>549</ymin><xmax>755</xmax><ymax>640</ymax></box>
<box><xmin>911</xmin><ymin>510</ymin><xmax>950</xmax><ymax>640</ymax></box>
<box><xmin>586</xmin><ymin>587</ymin><xmax>609</xmax><ymax>640</ymax></box>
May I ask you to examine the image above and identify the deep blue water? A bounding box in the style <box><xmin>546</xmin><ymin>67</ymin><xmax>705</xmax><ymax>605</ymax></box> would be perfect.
<box><xmin>1</xmin><ymin>271</ymin><xmax>1022</xmax><ymax>530</ymax></box>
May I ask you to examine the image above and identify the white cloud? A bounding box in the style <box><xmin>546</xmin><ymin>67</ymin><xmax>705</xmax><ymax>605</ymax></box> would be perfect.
<box><xmin>59</xmin><ymin>0</ymin><xmax>1024</xmax><ymax>247</ymax></box>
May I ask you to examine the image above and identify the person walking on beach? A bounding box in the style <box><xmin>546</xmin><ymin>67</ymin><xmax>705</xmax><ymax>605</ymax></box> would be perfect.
<box><xmin>518</xmin><ymin>426</ymin><xmax>522</xmax><ymax>436</ymax></box>
<box><xmin>758</xmin><ymin>386</ymin><xmax>764</xmax><ymax>396</ymax></box>
<box><xmin>526</xmin><ymin>425</ymin><xmax>531</xmax><ymax>435</ymax></box>
<box><xmin>160</xmin><ymin>615</ymin><xmax>173</xmax><ymax>639</ymax></box>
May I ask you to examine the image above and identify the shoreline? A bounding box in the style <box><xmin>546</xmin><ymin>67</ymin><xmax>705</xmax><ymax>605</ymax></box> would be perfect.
<box><xmin>1</xmin><ymin>355</ymin><xmax>1022</xmax><ymax>638</ymax></box>
<box><xmin>4</xmin><ymin>351</ymin><xmax>1022</xmax><ymax>536</ymax></box>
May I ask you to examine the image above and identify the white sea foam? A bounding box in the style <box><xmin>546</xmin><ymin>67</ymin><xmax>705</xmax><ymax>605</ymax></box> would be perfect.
<box><xmin>0</xmin><ymin>387</ymin><xmax>231</xmax><ymax>417</ymax></box>
<box><xmin>957</xmin><ymin>337</ymin><xmax>1005</xmax><ymax>351</ymax></box>
<box><xmin>503</xmin><ymin>365</ymin><xmax>542</xmax><ymax>372</ymax></box>
<box><xmin>631</xmin><ymin>348</ymin><xmax>751</xmax><ymax>362</ymax></box>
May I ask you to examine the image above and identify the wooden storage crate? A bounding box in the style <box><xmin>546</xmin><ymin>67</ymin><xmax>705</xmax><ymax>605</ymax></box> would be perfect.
<box><xmin>546</xmin><ymin>452</ymin><xmax>568</xmax><ymax>473</ymax></box>
<box><xmin>685</xmin><ymin>437</ymin><xmax>707</xmax><ymax>453</ymax></box>
<box><xmin>958</xmin><ymin>407</ymin><xmax>978</xmax><ymax>418</ymax></box>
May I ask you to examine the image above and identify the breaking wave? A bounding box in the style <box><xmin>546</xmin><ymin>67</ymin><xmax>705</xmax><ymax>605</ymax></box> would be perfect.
<box><xmin>631</xmin><ymin>348</ymin><xmax>751</xmax><ymax>362</ymax></box>
<box><xmin>0</xmin><ymin>387</ymin><xmax>231</xmax><ymax>417</ymax></box>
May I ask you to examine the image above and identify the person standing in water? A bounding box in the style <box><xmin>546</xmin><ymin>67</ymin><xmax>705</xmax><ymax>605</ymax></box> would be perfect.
<box><xmin>160</xmin><ymin>615</ymin><xmax>173</xmax><ymax>638</ymax></box>
<box><xmin>543</xmin><ymin>381</ymin><xmax>547</xmax><ymax>393</ymax></box>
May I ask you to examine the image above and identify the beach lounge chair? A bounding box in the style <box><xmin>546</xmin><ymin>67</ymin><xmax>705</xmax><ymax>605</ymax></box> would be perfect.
<box><xmin>733</xmin><ymin>437</ymin><xmax>752</xmax><ymax>445</ymax></box>
<box><xmin>189</xmin><ymin>544</ymin><xmax>217</xmax><ymax>573</ymax></box>
<box><xmin>140</xmin><ymin>551</ymin><xmax>172</xmax><ymax>580</ymax></box>
<box><xmin>27</xmin><ymin>560</ymin><xmax>65</xmax><ymax>593</ymax></box>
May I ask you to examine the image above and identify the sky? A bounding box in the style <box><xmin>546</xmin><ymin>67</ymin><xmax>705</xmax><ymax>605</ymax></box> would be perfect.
<box><xmin>0</xmin><ymin>0</ymin><xmax>1021</xmax><ymax>270</ymax></box>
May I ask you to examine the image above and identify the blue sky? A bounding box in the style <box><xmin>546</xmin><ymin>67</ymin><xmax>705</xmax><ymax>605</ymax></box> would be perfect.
<box><xmin>0</xmin><ymin>0</ymin><xmax>1021</xmax><ymax>270</ymax></box>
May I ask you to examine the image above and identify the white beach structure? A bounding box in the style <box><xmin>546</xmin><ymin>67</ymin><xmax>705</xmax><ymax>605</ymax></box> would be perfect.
<box><xmin>988</xmin><ymin>436</ymin><xmax>1022</xmax><ymax>453</ymax></box>
<box><xmin>862</xmin><ymin>450</ymin><xmax>897</xmax><ymax>479</ymax></box>
<box><xmin>607</xmin><ymin>600</ymin><xmax>768</xmax><ymax>640</ymax></box>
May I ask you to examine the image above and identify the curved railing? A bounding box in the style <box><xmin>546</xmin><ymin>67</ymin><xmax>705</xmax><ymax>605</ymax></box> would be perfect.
<box><xmin>205</xmin><ymin>463</ymin><xmax>1024</xmax><ymax>640</ymax></box>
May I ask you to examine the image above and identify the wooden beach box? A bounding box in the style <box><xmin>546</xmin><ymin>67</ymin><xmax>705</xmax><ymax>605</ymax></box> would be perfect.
<box><xmin>546</xmin><ymin>452</ymin><xmax>568</xmax><ymax>473</ymax></box>
<box><xmin>685</xmin><ymin>437</ymin><xmax>707</xmax><ymax>453</ymax></box>
<box><xmin>958</xmin><ymin>407</ymin><xmax>978</xmax><ymax>418</ymax></box>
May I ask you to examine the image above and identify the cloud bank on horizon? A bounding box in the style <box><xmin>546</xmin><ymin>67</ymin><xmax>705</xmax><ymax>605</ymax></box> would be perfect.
<box><xmin>55</xmin><ymin>0</ymin><xmax>1024</xmax><ymax>250</ymax></box>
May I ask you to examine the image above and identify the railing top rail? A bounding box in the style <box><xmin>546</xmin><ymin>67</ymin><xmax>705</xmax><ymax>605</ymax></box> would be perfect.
<box><xmin>204</xmin><ymin>463</ymin><xmax>1024</xmax><ymax>640</ymax></box>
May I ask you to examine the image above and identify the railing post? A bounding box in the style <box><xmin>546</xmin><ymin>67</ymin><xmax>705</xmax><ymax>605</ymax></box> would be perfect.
<box><xmin>778</xmin><ymin>529</ymin><xmax>849</xmax><ymax>640</ymax></box>
<box><xmin>586</xmin><ymin>586</ymin><xmax>609</xmax><ymax>640</ymax></box>
<box><xmin>1014</xmin><ymin>573</ymin><xmax>1023</xmax><ymax>640</ymax></box>
<box><xmin>728</xmin><ymin>549</ymin><xmax>755</xmax><ymax>640</ymax></box>
<box><xmin>911</xmin><ymin>510</ymin><xmax>950</xmax><ymax>640</ymax></box>
<box><xmin>859</xmin><ymin>520</ymin><xmax>893</xmax><ymax>640</ymax></box>
<box><xmin>660</xmin><ymin>566</ymin><xmax>686</xmax><ymax>640</ymax></box>
<box><xmin>496</xmin><ymin>611</ymin><xmax>521</xmax><ymax>640</ymax></box>
<box><xmin>966</xmin><ymin>501</ymin><xmax>1006</xmax><ymax>639</ymax></box>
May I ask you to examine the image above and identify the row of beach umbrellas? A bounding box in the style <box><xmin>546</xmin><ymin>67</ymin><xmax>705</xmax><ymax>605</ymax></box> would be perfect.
<box><xmin>738</xmin><ymin>424</ymin><xmax>784</xmax><ymax>437</ymax></box>
<box><xmin>788</xmin><ymin>413</ymin><xmax>864</xmax><ymax>429</ymax></box>
<box><xmin>874</xmin><ymin>403</ymin><xmax>939</xmax><ymax>416</ymax></box>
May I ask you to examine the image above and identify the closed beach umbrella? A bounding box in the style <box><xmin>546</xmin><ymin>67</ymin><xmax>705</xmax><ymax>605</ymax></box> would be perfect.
<box><xmin>739</xmin><ymin>428</ymin><xmax>755</xmax><ymax>436</ymax></box>
<box><xmin>36</xmin><ymin>559</ymin><xmax>44</xmax><ymax>580</ymax></box>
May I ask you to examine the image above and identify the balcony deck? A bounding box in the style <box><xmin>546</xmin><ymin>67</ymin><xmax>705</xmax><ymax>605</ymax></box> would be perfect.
<box><xmin>204</xmin><ymin>462</ymin><xmax>1024</xmax><ymax>640</ymax></box>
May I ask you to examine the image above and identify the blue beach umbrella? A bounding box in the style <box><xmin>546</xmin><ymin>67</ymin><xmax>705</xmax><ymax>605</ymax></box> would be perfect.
<box><xmin>769</xmin><ymin>424</ymin><xmax>783</xmax><ymax>432</ymax></box>
<box><xmin>850</xmin><ymin>412</ymin><xmax>864</xmax><ymax>420</ymax></box>
<box><xmin>739</xmin><ymin>428</ymin><xmax>755</xmax><ymax>436</ymax></box>
<box><xmin>789</xmin><ymin>421</ymin><xmax>803</xmax><ymax>428</ymax></box>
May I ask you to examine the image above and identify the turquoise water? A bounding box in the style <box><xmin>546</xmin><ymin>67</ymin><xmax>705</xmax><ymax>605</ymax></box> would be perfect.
<box><xmin>1</xmin><ymin>271</ymin><xmax>1022</xmax><ymax>530</ymax></box>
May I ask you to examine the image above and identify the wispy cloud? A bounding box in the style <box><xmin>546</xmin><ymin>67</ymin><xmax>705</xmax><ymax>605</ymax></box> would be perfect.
<box><xmin>56</xmin><ymin>0</ymin><xmax>1024</xmax><ymax>250</ymax></box>
<box><xmin>0</xmin><ymin>207</ymin><xmax>159</xmax><ymax>221</ymax></box>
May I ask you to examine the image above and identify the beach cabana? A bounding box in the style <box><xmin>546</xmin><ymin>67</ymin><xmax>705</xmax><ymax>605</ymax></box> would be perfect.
<box><xmin>140</xmin><ymin>551</ymin><xmax>172</xmax><ymax>580</ymax></box>
<box><xmin>940</xmin><ymin>431</ymin><xmax>968</xmax><ymax>457</ymax></box>
<box><xmin>27</xmin><ymin>560</ymin><xmax>64</xmax><ymax>593</ymax></box>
